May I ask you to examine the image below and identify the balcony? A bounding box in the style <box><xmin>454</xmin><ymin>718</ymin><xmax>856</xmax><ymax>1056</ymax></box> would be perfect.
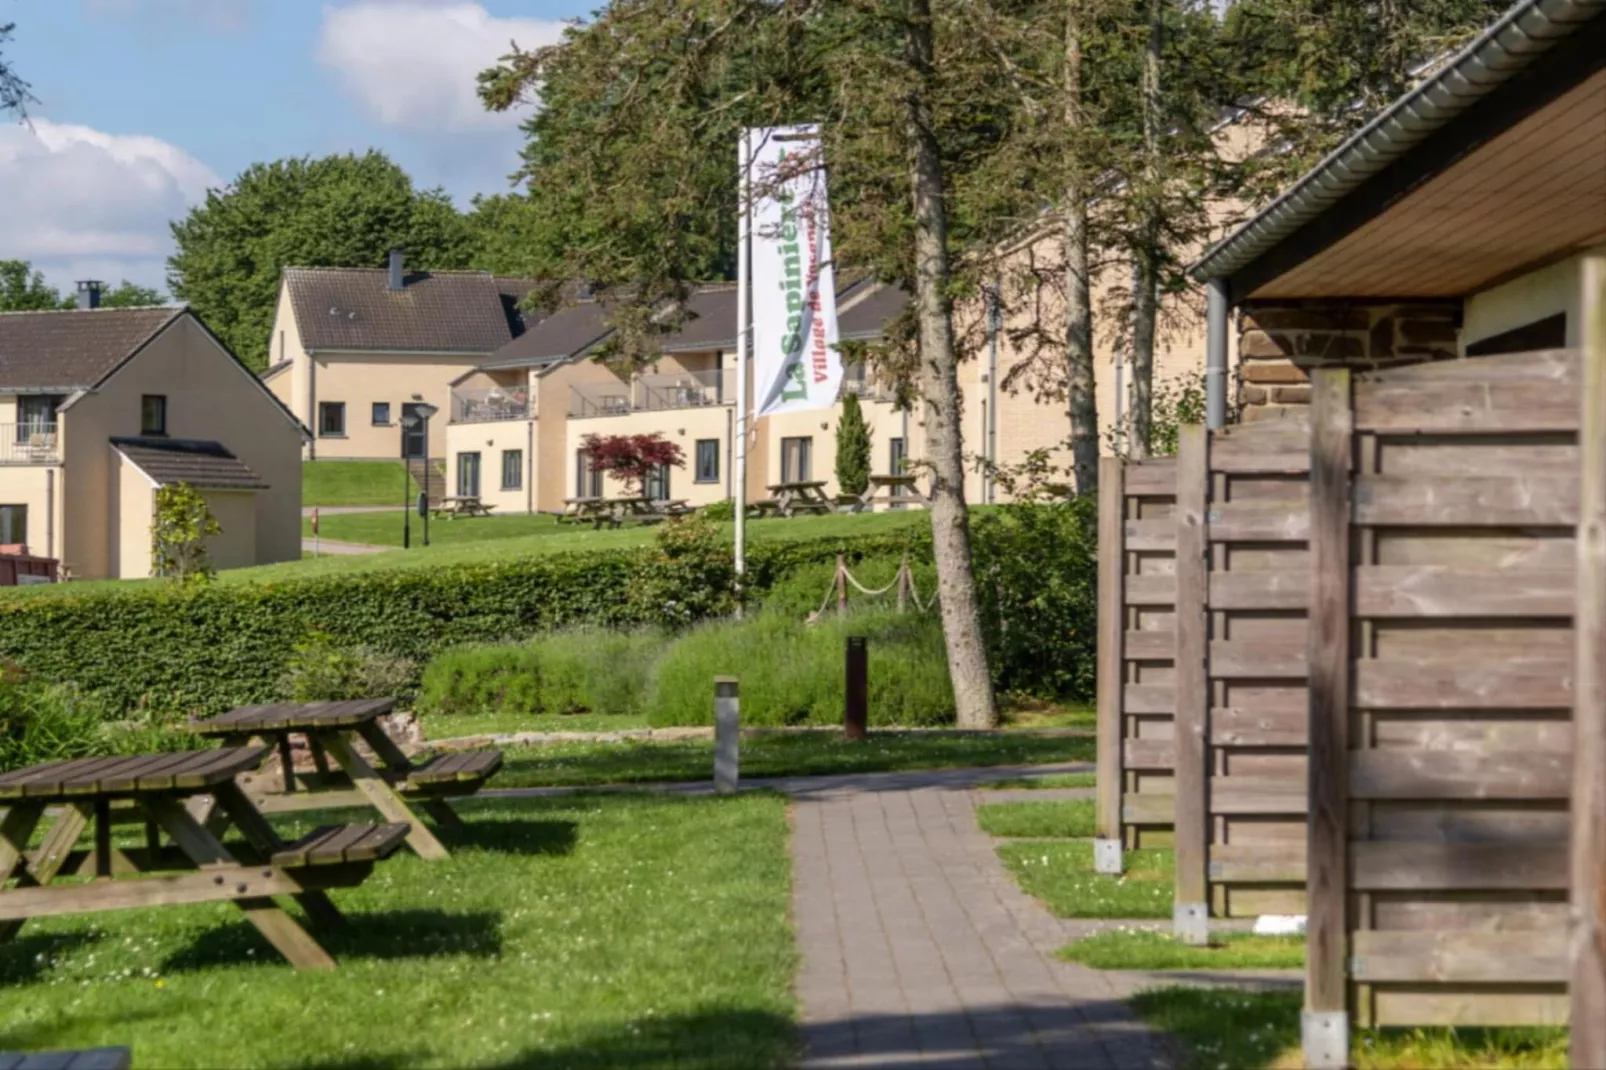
<box><xmin>0</xmin><ymin>424</ymin><xmax>60</xmax><ymax>465</ymax></box>
<box><xmin>450</xmin><ymin>387</ymin><xmax>530</xmax><ymax>424</ymax></box>
<box><xmin>570</xmin><ymin>369</ymin><xmax>726</xmax><ymax>419</ymax></box>
<box><xmin>842</xmin><ymin>367</ymin><xmax>897</xmax><ymax>403</ymax></box>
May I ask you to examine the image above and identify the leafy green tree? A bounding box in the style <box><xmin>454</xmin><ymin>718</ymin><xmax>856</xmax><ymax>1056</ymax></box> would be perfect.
<box><xmin>0</xmin><ymin>261</ymin><xmax>68</xmax><ymax>311</ymax></box>
<box><xmin>98</xmin><ymin>281</ymin><xmax>167</xmax><ymax>309</ymax></box>
<box><xmin>835</xmin><ymin>392</ymin><xmax>872</xmax><ymax>497</ymax></box>
<box><xmin>0</xmin><ymin>18</ymin><xmax>32</xmax><ymax>117</ymax></box>
<box><xmin>150</xmin><ymin>482</ymin><xmax>220</xmax><ymax>584</ymax></box>
<box><xmin>167</xmin><ymin>151</ymin><xmax>478</xmax><ymax>371</ymax></box>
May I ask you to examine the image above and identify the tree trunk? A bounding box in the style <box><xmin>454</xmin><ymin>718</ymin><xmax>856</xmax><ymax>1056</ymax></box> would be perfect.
<box><xmin>903</xmin><ymin>0</ymin><xmax>998</xmax><ymax>730</ymax></box>
<box><xmin>1126</xmin><ymin>0</ymin><xmax>1164</xmax><ymax>461</ymax></box>
<box><xmin>1063</xmin><ymin>0</ymin><xmax>1099</xmax><ymax>494</ymax></box>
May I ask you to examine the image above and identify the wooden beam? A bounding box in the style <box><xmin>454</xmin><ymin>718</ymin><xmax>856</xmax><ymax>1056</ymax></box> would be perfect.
<box><xmin>1304</xmin><ymin>368</ymin><xmax>1352</xmax><ymax>1069</ymax></box>
<box><xmin>1094</xmin><ymin>456</ymin><xmax>1126</xmax><ymax>872</ymax></box>
<box><xmin>1571</xmin><ymin>247</ymin><xmax>1606</xmax><ymax>1067</ymax></box>
<box><xmin>316</xmin><ymin>731</ymin><xmax>449</xmax><ymax>861</ymax></box>
<box><xmin>1171</xmin><ymin>424</ymin><xmax>1210</xmax><ymax>945</ymax></box>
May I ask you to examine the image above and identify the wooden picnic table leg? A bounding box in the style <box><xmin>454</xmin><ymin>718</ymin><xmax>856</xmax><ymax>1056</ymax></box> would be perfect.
<box><xmin>314</xmin><ymin>730</ymin><xmax>450</xmax><ymax>861</ymax></box>
<box><xmin>143</xmin><ymin>797</ymin><xmax>336</xmax><ymax>971</ymax></box>
<box><xmin>0</xmin><ymin>803</ymin><xmax>45</xmax><ymax>886</ymax></box>
<box><xmin>352</xmin><ymin>723</ymin><xmax>466</xmax><ymax>833</ymax></box>
<box><xmin>209</xmin><ymin>782</ymin><xmax>345</xmax><ymax>930</ymax></box>
<box><xmin>0</xmin><ymin>803</ymin><xmax>89</xmax><ymax>943</ymax></box>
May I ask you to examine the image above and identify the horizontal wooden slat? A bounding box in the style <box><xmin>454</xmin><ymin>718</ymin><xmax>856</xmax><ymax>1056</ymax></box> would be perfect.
<box><xmin>1355</xmin><ymin>565</ymin><xmax>1574</xmax><ymax>617</ymax></box>
<box><xmin>1123</xmin><ymin>738</ymin><xmax>1173</xmax><ymax>771</ymax></box>
<box><xmin>1372</xmin><ymin>990</ymin><xmax>1568</xmax><ymax>1029</ymax></box>
<box><xmin>1208</xmin><ymin>570</ymin><xmax>1309</xmax><ymax>610</ymax></box>
<box><xmin>1353</xmin><ymin>380</ymin><xmax>1582</xmax><ymax>434</ymax></box>
<box><xmin>1208</xmin><ymin>502</ymin><xmax>1308</xmax><ymax>542</ymax></box>
<box><xmin>1355</xmin><ymin>659</ymin><xmax>1571</xmax><ymax>709</ymax></box>
<box><xmin>1121</xmin><ymin>793</ymin><xmax>1173</xmax><ymax>824</ymax></box>
<box><xmin>1353</xmin><ymin>475</ymin><xmax>1580</xmax><ymax>527</ymax></box>
<box><xmin>1208</xmin><ymin>842</ymin><xmax>1305</xmax><ymax>883</ymax></box>
<box><xmin>1124</xmin><ymin>575</ymin><xmax>1176</xmax><ymax>606</ymax></box>
<box><xmin>1123</xmin><ymin>685</ymin><xmax>1175</xmax><ymax>714</ymax></box>
<box><xmin>1211</xmin><ymin>705</ymin><xmax>1307</xmax><ymax>746</ymax></box>
<box><xmin>1350</xmin><ymin>749</ymin><xmax>1570</xmax><ymax>800</ymax></box>
<box><xmin>1124</xmin><ymin>461</ymin><xmax>1176</xmax><ymax>496</ymax></box>
<box><xmin>1124</xmin><ymin>631</ymin><xmax>1174</xmax><ymax>660</ymax></box>
<box><xmin>1209</xmin><ymin>641</ymin><xmax>1306</xmax><ymax>679</ymax></box>
<box><xmin>1351</xmin><ymin>841</ymin><xmax>1568</xmax><ymax>891</ymax></box>
<box><xmin>1362</xmin><ymin>348</ymin><xmax>1577</xmax><ymax>386</ymax></box>
<box><xmin>1210</xmin><ymin>776</ymin><xmax>1306</xmax><ymax>815</ymax></box>
<box><xmin>1212</xmin><ymin>450</ymin><xmax>1310</xmax><ymax>475</ymax></box>
<box><xmin>1124</xmin><ymin>519</ymin><xmax>1175</xmax><ymax>552</ymax></box>
<box><xmin>1351</xmin><ymin>929</ymin><xmax>1568</xmax><ymax>984</ymax></box>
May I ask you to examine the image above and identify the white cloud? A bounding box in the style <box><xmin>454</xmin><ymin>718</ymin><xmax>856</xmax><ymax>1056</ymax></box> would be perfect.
<box><xmin>316</xmin><ymin>2</ymin><xmax>566</xmax><ymax>134</ymax></box>
<box><xmin>0</xmin><ymin>120</ymin><xmax>221</xmax><ymax>291</ymax></box>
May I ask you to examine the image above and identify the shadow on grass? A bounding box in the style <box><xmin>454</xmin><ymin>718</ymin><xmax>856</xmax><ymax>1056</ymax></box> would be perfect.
<box><xmin>0</xmin><ymin>1008</ymin><xmax>170</xmax><ymax>1054</ymax></box>
<box><xmin>0</xmin><ymin>930</ymin><xmax>104</xmax><ymax>985</ymax></box>
<box><xmin>160</xmin><ymin>909</ymin><xmax>503</xmax><ymax>973</ymax></box>
<box><xmin>436</xmin><ymin>817</ymin><xmax>578</xmax><ymax>857</ymax></box>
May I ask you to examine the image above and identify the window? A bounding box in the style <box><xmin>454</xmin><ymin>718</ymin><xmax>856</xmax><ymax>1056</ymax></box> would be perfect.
<box><xmin>141</xmin><ymin>394</ymin><xmax>167</xmax><ymax>436</ymax></box>
<box><xmin>372</xmin><ymin>402</ymin><xmax>392</xmax><ymax>426</ymax></box>
<box><xmin>457</xmin><ymin>451</ymin><xmax>481</xmax><ymax>498</ymax></box>
<box><xmin>15</xmin><ymin>396</ymin><xmax>62</xmax><ymax>443</ymax></box>
<box><xmin>0</xmin><ymin>505</ymin><xmax>25</xmax><ymax>547</ymax></box>
<box><xmin>781</xmin><ymin>436</ymin><xmax>813</xmax><ymax>483</ymax></box>
<box><xmin>501</xmin><ymin>449</ymin><xmax>523</xmax><ymax>491</ymax></box>
<box><xmin>694</xmin><ymin>439</ymin><xmax>720</xmax><ymax>483</ymax></box>
<box><xmin>575</xmin><ymin>450</ymin><xmax>603</xmax><ymax>498</ymax></box>
<box><xmin>644</xmin><ymin>463</ymin><xmax>671</xmax><ymax>501</ymax></box>
<box><xmin>318</xmin><ymin>402</ymin><xmax>345</xmax><ymax>437</ymax></box>
<box><xmin>889</xmin><ymin>438</ymin><xmax>908</xmax><ymax>497</ymax></box>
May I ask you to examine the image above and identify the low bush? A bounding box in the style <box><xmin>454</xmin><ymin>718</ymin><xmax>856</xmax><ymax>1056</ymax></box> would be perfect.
<box><xmin>0</xmin><ymin>665</ymin><xmax>192</xmax><ymax>771</ymax></box>
<box><xmin>419</xmin><ymin>628</ymin><xmax>667</xmax><ymax>719</ymax></box>
<box><xmin>646</xmin><ymin>608</ymin><xmax>954</xmax><ymax>728</ymax></box>
<box><xmin>277</xmin><ymin>629</ymin><xmax>418</xmax><ymax>703</ymax></box>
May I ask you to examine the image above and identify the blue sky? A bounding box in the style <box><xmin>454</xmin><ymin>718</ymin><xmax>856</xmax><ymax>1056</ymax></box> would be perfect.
<box><xmin>2</xmin><ymin>0</ymin><xmax>597</xmax><ymax>294</ymax></box>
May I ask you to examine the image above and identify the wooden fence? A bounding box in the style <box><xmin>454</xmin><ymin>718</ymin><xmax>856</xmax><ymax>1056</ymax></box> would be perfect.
<box><xmin>1095</xmin><ymin>456</ymin><xmax>1178</xmax><ymax>872</ymax></box>
<box><xmin>1172</xmin><ymin>414</ymin><xmax>1312</xmax><ymax>941</ymax></box>
<box><xmin>1303</xmin><ymin>349</ymin><xmax>1582</xmax><ymax>1064</ymax></box>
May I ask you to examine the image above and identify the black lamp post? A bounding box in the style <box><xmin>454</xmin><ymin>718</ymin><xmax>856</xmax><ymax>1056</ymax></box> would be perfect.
<box><xmin>417</xmin><ymin>403</ymin><xmax>438</xmax><ymax>547</ymax></box>
<box><xmin>400</xmin><ymin>402</ymin><xmax>439</xmax><ymax>549</ymax></box>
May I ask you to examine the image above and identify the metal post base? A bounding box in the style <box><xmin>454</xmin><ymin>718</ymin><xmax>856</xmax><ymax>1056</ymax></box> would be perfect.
<box><xmin>1173</xmin><ymin>902</ymin><xmax>1209</xmax><ymax>946</ymax></box>
<box><xmin>1093</xmin><ymin>837</ymin><xmax>1123</xmax><ymax>875</ymax></box>
<box><xmin>1302</xmin><ymin>1010</ymin><xmax>1349</xmax><ymax>1070</ymax></box>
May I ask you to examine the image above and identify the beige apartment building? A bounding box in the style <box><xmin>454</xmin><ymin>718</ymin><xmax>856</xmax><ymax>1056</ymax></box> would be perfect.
<box><xmin>0</xmin><ymin>301</ymin><xmax>307</xmax><ymax>580</ymax></box>
<box><xmin>264</xmin><ymin>250</ymin><xmax>540</xmax><ymax>462</ymax></box>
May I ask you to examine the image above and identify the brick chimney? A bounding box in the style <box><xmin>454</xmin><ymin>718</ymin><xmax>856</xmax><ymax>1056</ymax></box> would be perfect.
<box><xmin>76</xmin><ymin>281</ymin><xmax>104</xmax><ymax>310</ymax></box>
<box><xmin>388</xmin><ymin>248</ymin><xmax>405</xmax><ymax>291</ymax></box>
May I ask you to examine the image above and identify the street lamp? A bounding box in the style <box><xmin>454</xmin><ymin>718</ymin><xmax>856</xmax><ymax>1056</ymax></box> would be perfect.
<box><xmin>400</xmin><ymin>402</ymin><xmax>440</xmax><ymax>549</ymax></box>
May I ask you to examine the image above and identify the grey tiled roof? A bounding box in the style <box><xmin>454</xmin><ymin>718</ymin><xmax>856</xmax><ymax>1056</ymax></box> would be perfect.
<box><xmin>0</xmin><ymin>306</ymin><xmax>186</xmax><ymax>390</ymax></box>
<box><xmin>658</xmin><ymin>285</ymin><xmax>738</xmax><ymax>352</ymax></box>
<box><xmin>839</xmin><ymin>282</ymin><xmax>909</xmax><ymax>341</ymax></box>
<box><xmin>110</xmin><ymin>437</ymin><xmax>268</xmax><ymax>490</ymax></box>
<box><xmin>283</xmin><ymin>267</ymin><xmax>515</xmax><ymax>353</ymax></box>
<box><xmin>484</xmin><ymin>301</ymin><xmax>616</xmax><ymax>368</ymax></box>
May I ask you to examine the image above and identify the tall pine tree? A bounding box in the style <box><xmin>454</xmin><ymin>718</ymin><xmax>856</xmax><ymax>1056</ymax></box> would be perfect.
<box><xmin>835</xmin><ymin>392</ymin><xmax>873</xmax><ymax>497</ymax></box>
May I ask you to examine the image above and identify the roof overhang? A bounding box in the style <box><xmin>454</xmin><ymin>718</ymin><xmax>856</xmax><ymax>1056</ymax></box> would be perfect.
<box><xmin>1193</xmin><ymin>0</ymin><xmax>1606</xmax><ymax>301</ymax></box>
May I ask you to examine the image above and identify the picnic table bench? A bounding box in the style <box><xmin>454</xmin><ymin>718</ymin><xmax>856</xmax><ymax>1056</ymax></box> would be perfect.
<box><xmin>564</xmin><ymin>496</ymin><xmax>691</xmax><ymax>529</ymax></box>
<box><xmin>858</xmin><ymin>474</ymin><xmax>926</xmax><ymax>511</ymax></box>
<box><xmin>558</xmin><ymin>496</ymin><xmax>607</xmax><ymax>524</ymax></box>
<box><xmin>767</xmin><ymin>481</ymin><xmax>834</xmax><ymax>517</ymax></box>
<box><xmin>433</xmin><ymin>496</ymin><xmax>495</xmax><ymax>519</ymax></box>
<box><xmin>0</xmin><ymin>1049</ymin><xmax>131</xmax><ymax>1070</ymax></box>
<box><xmin>0</xmin><ymin>747</ymin><xmax>407</xmax><ymax>970</ymax></box>
<box><xmin>190</xmin><ymin>699</ymin><xmax>501</xmax><ymax>862</ymax></box>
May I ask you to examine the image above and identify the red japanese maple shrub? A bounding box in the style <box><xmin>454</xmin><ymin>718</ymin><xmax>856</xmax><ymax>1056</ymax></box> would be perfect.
<box><xmin>580</xmin><ymin>433</ymin><xmax>686</xmax><ymax>497</ymax></box>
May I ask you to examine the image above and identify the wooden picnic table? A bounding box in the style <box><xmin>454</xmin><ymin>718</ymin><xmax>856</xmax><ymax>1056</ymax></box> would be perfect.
<box><xmin>0</xmin><ymin>747</ymin><xmax>408</xmax><ymax>970</ymax></box>
<box><xmin>567</xmin><ymin>496</ymin><xmax>691</xmax><ymax>530</ymax></box>
<box><xmin>433</xmin><ymin>496</ymin><xmax>495</xmax><ymax>519</ymax></box>
<box><xmin>767</xmin><ymin>481</ymin><xmax>834</xmax><ymax>518</ymax></box>
<box><xmin>190</xmin><ymin>699</ymin><xmax>502</xmax><ymax>863</ymax></box>
<box><xmin>558</xmin><ymin>496</ymin><xmax>607</xmax><ymax>525</ymax></box>
<box><xmin>858</xmin><ymin>474</ymin><xmax>927</xmax><ymax>512</ymax></box>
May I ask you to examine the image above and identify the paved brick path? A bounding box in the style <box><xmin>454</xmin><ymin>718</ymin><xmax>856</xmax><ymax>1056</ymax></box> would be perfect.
<box><xmin>789</xmin><ymin>773</ymin><xmax>1173</xmax><ymax>1070</ymax></box>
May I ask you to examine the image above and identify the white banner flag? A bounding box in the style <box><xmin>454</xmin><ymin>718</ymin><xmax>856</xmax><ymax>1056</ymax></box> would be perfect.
<box><xmin>748</xmin><ymin>125</ymin><xmax>842</xmax><ymax>416</ymax></box>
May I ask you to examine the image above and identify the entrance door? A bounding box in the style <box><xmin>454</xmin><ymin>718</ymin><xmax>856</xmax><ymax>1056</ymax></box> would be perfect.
<box><xmin>457</xmin><ymin>451</ymin><xmax>482</xmax><ymax>498</ymax></box>
<box><xmin>401</xmin><ymin>403</ymin><xmax>429</xmax><ymax>459</ymax></box>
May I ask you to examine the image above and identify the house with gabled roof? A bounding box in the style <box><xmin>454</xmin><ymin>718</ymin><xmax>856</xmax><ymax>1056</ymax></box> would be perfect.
<box><xmin>0</xmin><ymin>297</ymin><xmax>308</xmax><ymax>580</ymax></box>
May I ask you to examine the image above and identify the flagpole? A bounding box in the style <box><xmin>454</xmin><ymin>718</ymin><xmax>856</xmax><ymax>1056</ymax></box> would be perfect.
<box><xmin>734</xmin><ymin>129</ymin><xmax>751</xmax><ymax>617</ymax></box>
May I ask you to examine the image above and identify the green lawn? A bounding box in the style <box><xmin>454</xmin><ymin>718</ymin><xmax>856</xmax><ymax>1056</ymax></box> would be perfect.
<box><xmin>996</xmin><ymin>839</ymin><xmax>1174</xmax><ymax>918</ymax></box>
<box><xmin>975</xmin><ymin>799</ymin><xmax>1096</xmax><ymax>838</ymax></box>
<box><xmin>1130</xmin><ymin>987</ymin><xmax>1567</xmax><ymax>1069</ymax></box>
<box><xmin>977</xmin><ymin>773</ymin><xmax>1097</xmax><ymax>791</ymax></box>
<box><xmin>423</xmin><ymin>711</ymin><xmax>657</xmax><ymax>739</ymax></box>
<box><xmin>1059</xmin><ymin>929</ymin><xmax>1303</xmax><ymax>970</ymax></box>
<box><xmin>0</xmin><ymin>793</ymin><xmax>796</xmax><ymax>1069</ymax></box>
<box><xmin>303</xmin><ymin>461</ymin><xmax>418</xmax><ymax>507</ymax></box>
<box><xmin>490</xmin><ymin>731</ymin><xmax>1093</xmax><ymax>789</ymax></box>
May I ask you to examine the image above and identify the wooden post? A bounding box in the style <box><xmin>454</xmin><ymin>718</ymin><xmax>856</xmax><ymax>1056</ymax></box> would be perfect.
<box><xmin>836</xmin><ymin>554</ymin><xmax>848</xmax><ymax>614</ymax></box>
<box><xmin>1171</xmin><ymin>426</ymin><xmax>1210</xmax><ymax>945</ymax></box>
<box><xmin>897</xmin><ymin>556</ymin><xmax>911</xmax><ymax>614</ymax></box>
<box><xmin>1572</xmin><ymin>250</ymin><xmax>1606</xmax><ymax>1067</ymax></box>
<box><xmin>844</xmin><ymin>637</ymin><xmax>868</xmax><ymax>741</ymax></box>
<box><xmin>1304</xmin><ymin>368</ymin><xmax>1353</xmax><ymax>1070</ymax></box>
<box><xmin>1094</xmin><ymin>456</ymin><xmax>1126</xmax><ymax>875</ymax></box>
<box><xmin>714</xmin><ymin>676</ymin><xmax>740</xmax><ymax>795</ymax></box>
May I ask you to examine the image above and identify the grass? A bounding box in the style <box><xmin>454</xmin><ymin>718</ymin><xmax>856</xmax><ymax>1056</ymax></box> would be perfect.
<box><xmin>996</xmin><ymin>839</ymin><xmax>1173</xmax><ymax>918</ymax></box>
<box><xmin>977</xmin><ymin>773</ymin><xmax>1097</xmax><ymax>791</ymax></box>
<box><xmin>1058</xmin><ymin>929</ymin><xmax>1303</xmax><ymax>970</ymax></box>
<box><xmin>999</xmin><ymin>701</ymin><xmax>1095</xmax><ymax>731</ymax></box>
<box><xmin>423</xmin><ymin>711</ymin><xmax>657</xmax><ymax>739</ymax></box>
<box><xmin>975</xmin><ymin>799</ymin><xmax>1095</xmax><ymax>838</ymax></box>
<box><xmin>0</xmin><ymin>793</ymin><xmax>797</xmax><ymax>1069</ymax></box>
<box><xmin>490</xmin><ymin>730</ymin><xmax>1093</xmax><ymax>789</ymax></box>
<box><xmin>303</xmin><ymin>460</ymin><xmax>417</xmax><ymax>506</ymax></box>
<box><xmin>1130</xmin><ymin>987</ymin><xmax>1568</xmax><ymax>1069</ymax></box>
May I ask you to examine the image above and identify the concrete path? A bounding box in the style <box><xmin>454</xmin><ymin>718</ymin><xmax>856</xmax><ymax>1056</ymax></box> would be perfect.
<box><xmin>301</xmin><ymin>537</ymin><xmax>391</xmax><ymax>556</ymax></box>
<box><xmin>300</xmin><ymin>505</ymin><xmax>404</xmax><ymax>517</ymax></box>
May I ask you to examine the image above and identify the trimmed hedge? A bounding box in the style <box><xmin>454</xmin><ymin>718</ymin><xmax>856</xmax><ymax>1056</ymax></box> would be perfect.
<box><xmin>0</xmin><ymin>530</ymin><xmax>926</xmax><ymax>719</ymax></box>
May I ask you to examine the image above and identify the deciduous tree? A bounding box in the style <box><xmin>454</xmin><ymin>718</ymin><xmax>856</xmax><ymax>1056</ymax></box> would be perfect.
<box><xmin>580</xmin><ymin>432</ymin><xmax>686</xmax><ymax>498</ymax></box>
<box><xmin>0</xmin><ymin>261</ymin><xmax>66</xmax><ymax>312</ymax></box>
<box><xmin>151</xmin><ymin>483</ymin><xmax>221</xmax><ymax>585</ymax></box>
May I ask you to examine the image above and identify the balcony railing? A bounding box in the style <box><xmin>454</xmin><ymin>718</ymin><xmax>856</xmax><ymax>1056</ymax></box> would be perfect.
<box><xmin>570</xmin><ymin>382</ymin><xmax>634</xmax><ymax>418</ymax></box>
<box><xmin>842</xmin><ymin>370</ymin><xmax>896</xmax><ymax>403</ymax></box>
<box><xmin>635</xmin><ymin>369</ymin><xmax>724</xmax><ymax>412</ymax></box>
<box><xmin>450</xmin><ymin>387</ymin><xmax>530</xmax><ymax>424</ymax></box>
<box><xmin>0</xmin><ymin>424</ymin><xmax>60</xmax><ymax>465</ymax></box>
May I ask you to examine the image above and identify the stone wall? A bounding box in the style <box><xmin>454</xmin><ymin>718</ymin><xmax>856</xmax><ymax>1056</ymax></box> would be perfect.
<box><xmin>1236</xmin><ymin>302</ymin><xmax>1461</xmax><ymax>420</ymax></box>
